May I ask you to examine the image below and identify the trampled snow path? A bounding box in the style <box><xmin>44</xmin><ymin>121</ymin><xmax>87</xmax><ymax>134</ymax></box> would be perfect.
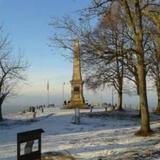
<box><xmin>0</xmin><ymin>107</ymin><xmax>160</xmax><ymax>160</ymax></box>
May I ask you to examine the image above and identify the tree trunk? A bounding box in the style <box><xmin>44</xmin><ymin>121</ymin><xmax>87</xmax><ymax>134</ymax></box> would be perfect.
<box><xmin>115</xmin><ymin>56</ymin><xmax>123</xmax><ymax>111</ymax></box>
<box><xmin>135</xmin><ymin>56</ymin><xmax>152</xmax><ymax>136</ymax></box>
<box><xmin>0</xmin><ymin>104</ymin><xmax>2</xmax><ymax>121</ymax></box>
<box><xmin>155</xmin><ymin>80</ymin><xmax>160</xmax><ymax>114</ymax></box>
<box><xmin>135</xmin><ymin>70</ymin><xmax>141</xmax><ymax>117</ymax></box>
<box><xmin>116</xmin><ymin>91</ymin><xmax>123</xmax><ymax>111</ymax></box>
<box><xmin>0</xmin><ymin>94</ymin><xmax>7</xmax><ymax>121</ymax></box>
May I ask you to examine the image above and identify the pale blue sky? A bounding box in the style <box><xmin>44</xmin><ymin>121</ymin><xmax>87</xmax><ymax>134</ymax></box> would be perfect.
<box><xmin>0</xmin><ymin>0</ymin><xmax>92</xmax><ymax>110</ymax></box>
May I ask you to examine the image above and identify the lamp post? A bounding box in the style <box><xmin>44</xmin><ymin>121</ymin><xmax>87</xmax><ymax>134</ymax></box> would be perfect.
<box><xmin>47</xmin><ymin>80</ymin><xmax>49</xmax><ymax>107</ymax></box>
<box><xmin>62</xmin><ymin>82</ymin><xmax>65</xmax><ymax>107</ymax></box>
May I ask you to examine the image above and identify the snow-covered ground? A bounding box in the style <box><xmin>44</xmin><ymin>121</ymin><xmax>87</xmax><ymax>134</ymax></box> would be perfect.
<box><xmin>0</xmin><ymin>107</ymin><xmax>160</xmax><ymax>160</ymax></box>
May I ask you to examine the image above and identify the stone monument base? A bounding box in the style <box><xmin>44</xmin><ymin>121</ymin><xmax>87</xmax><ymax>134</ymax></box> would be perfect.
<box><xmin>63</xmin><ymin>103</ymin><xmax>89</xmax><ymax>109</ymax></box>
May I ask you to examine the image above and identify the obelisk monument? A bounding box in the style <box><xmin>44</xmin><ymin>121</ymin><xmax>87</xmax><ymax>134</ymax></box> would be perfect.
<box><xmin>68</xmin><ymin>39</ymin><xmax>85</xmax><ymax>108</ymax></box>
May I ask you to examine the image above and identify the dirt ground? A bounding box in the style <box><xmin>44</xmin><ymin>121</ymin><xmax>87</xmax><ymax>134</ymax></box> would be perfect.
<box><xmin>42</xmin><ymin>152</ymin><xmax>76</xmax><ymax>160</ymax></box>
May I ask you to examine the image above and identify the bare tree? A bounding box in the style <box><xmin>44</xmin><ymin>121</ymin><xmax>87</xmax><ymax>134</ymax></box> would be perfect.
<box><xmin>149</xmin><ymin>52</ymin><xmax>160</xmax><ymax>114</ymax></box>
<box><xmin>86</xmin><ymin>0</ymin><xmax>160</xmax><ymax>136</ymax></box>
<box><xmin>81</xmin><ymin>13</ymin><xmax>127</xmax><ymax>111</ymax></box>
<box><xmin>0</xmin><ymin>27</ymin><xmax>28</xmax><ymax>121</ymax></box>
<box><xmin>148</xmin><ymin>30</ymin><xmax>160</xmax><ymax>113</ymax></box>
<box><xmin>114</xmin><ymin>0</ymin><xmax>151</xmax><ymax>136</ymax></box>
<box><xmin>143</xmin><ymin>5</ymin><xmax>160</xmax><ymax>113</ymax></box>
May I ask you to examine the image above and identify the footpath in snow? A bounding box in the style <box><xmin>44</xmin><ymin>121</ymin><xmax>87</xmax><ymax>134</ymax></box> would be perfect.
<box><xmin>0</xmin><ymin>107</ymin><xmax>160</xmax><ymax>160</ymax></box>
